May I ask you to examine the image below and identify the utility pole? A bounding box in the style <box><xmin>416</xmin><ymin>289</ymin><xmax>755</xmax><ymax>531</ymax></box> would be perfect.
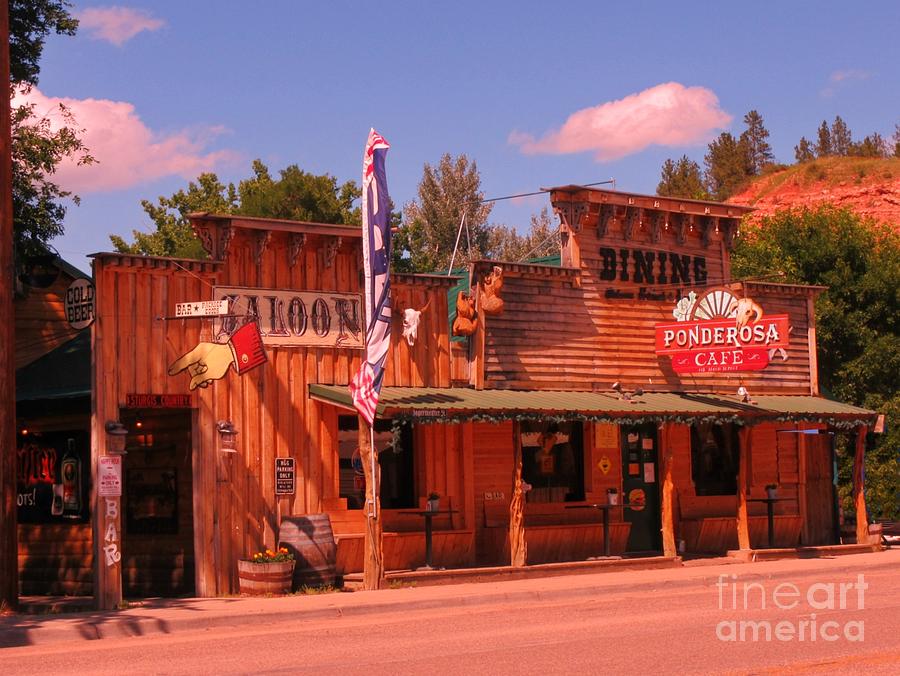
<box><xmin>0</xmin><ymin>0</ymin><xmax>19</xmax><ymax>611</ymax></box>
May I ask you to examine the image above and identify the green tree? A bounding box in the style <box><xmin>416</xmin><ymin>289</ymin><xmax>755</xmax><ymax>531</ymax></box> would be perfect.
<box><xmin>740</xmin><ymin>110</ymin><xmax>774</xmax><ymax>175</ymax></box>
<box><xmin>236</xmin><ymin>160</ymin><xmax>360</xmax><ymax>224</ymax></box>
<box><xmin>815</xmin><ymin>120</ymin><xmax>832</xmax><ymax>157</ymax></box>
<box><xmin>849</xmin><ymin>132</ymin><xmax>886</xmax><ymax>158</ymax></box>
<box><xmin>830</xmin><ymin>115</ymin><xmax>852</xmax><ymax>156</ymax></box>
<box><xmin>486</xmin><ymin>207</ymin><xmax>560</xmax><ymax>262</ymax></box>
<box><xmin>704</xmin><ymin>132</ymin><xmax>751</xmax><ymax>200</ymax></box>
<box><xmin>657</xmin><ymin>155</ymin><xmax>708</xmax><ymax>199</ymax></box>
<box><xmin>794</xmin><ymin>136</ymin><xmax>816</xmax><ymax>163</ymax></box>
<box><xmin>110</xmin><ymin>173</ymin><xmax>238</xmax><ymax>258</ymax></box>
<box><xmin>10</xmin><ymin>0</ymin><xmax>92</xmax><ymax>257</ymax></box>
<box><xmin>395</xmin><ymin>153</ymin><xmax>492</xmax><ymax>273</ymax></box>
<box><xmin>892</xmin><ymin>124</ymin><xmax>900</xmax><ymax>158</ymax></box>
<box><xmin>111</xmin><ymin>161</ymin><xmax>360</xmax><ymax>258</ymax></box>
<box><xmin>732</xmin><ymin>206</ymin><xmax>900</xmax><ymax>519</ymax></box>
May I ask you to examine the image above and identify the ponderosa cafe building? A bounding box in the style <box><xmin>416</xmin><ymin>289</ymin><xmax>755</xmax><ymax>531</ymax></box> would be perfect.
<box><xmin>61</xmin><ymin>186</ymin><xmax>880</xmax><ymax>607</ymax></box>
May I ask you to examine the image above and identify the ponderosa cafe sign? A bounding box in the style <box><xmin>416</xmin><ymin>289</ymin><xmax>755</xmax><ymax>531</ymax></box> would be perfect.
<box><xmin>654</xmin><ymin>290</ymin><xmax>789</xmax><ymax>374</ymax></box>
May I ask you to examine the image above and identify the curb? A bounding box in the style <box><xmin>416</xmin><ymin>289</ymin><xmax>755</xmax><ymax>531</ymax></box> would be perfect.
<box><xmin>3</xmin><ymin>550</ymin><xmax>896</xmax><ymax>648</ymax></box>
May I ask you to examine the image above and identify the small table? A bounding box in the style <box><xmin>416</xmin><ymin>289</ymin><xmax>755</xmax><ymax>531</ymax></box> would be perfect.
<box><xmin>399</xmin><ymin>510</ymin><xmax>459</xmax><ymax>569</ymax></box>
<box><xmin>565</xmin><ymin>503</ymin><xmax>619</xmax><ymax>557</ymax></box>
<box><xmin>749</xmin><ymin>497</ymin><xmax>789</xmax><ymax>548</ymax></box>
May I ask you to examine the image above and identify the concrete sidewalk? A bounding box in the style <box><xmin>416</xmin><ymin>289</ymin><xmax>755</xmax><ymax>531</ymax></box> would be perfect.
<box><xmin>2</xmin><ymin>548</ymin><xmax>896</xmax><ymax>649</ymax></box>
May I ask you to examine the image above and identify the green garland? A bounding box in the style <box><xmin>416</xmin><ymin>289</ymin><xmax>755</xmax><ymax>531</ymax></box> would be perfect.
<box><xmin>388</xmin><ymin>411</ymin><xmax>874</xmax><ymax>437</ymax></box>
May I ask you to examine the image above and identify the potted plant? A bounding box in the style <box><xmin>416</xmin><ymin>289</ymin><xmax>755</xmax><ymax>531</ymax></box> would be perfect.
<box><xmin>237</xmin><ymin>547</ymin><xmax>295</xmax><ymax>595</ymax></box>
<box><xmin>426</xmin><ymin>491</ymin><xmax>440</xmax><ymax>512</ymax></box>
<box><xmin>765</xmin><ymin>483</ymin><xmax>778</xmax><ymax>500</ymax></box>
<box><xmin>606</xmin><ymin>487</ymin><xmax>619</xmax><ymax>505</ymax></box>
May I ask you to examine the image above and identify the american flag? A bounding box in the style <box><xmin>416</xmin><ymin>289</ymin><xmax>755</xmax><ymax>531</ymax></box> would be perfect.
<box><xmin>350</xmin><ymin>129</ymin><xmax>392</xmax><ymax>424</ymax></box>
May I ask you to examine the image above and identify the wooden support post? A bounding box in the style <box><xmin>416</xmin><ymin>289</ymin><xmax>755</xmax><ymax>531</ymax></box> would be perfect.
<box><xmin>509</xmin><ymin>424</ymin><xmax>526</xmax><ymax>566</ymax></box>
<box><xmin>853</xmin><ymin>426</ymin><xmax>869</xmax><ymax>546</ymax></box>
<box><xmin>736</xmin><ymin>426</ymin><xmax>751</xmax><ymax>551</ymax></box>
<box><xmin>0</xmin><ymin>2</ymin><xmax>18</xmax><ymax>612</ymax></box>
<box><xmin>659</xmin><ymin>424</ymin><xmax>676</xmax><ymax>557</ymax></box>
<box><xmin>358</xmin><ymin>418</ymin><xmax>383</xmax><ymax>589</ymax></box>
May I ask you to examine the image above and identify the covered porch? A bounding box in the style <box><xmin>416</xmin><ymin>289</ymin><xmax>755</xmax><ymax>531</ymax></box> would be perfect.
<box><xmin>309</xmin><ymin>385</ymin><xmax>878</xmax><ymax>580</ymax></box>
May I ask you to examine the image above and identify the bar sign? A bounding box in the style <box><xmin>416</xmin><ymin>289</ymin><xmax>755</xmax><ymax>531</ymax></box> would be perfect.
<box><xmin>175</xmin><ymin>299</ymin><xmax>229</xmax><ymax>317</ymax></box>
<box><xmin>275</xmin><ymin>458</ymin><xmax>295</xmax><ymax>495</ymax></box>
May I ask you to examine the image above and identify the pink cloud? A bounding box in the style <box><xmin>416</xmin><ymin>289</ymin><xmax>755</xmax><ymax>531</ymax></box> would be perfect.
<box><xmin>14</xmin><ymin>87</ymin><xmax>240</xmax><ymax>193</ymax></box>
<box><xmin>77</xmin><ymin>6</ymin><xmax>164</xmax><ymax>46</ymax></box>
<box><xmin>509</xmin><ymin>82</ymin><xmax>731</xmax><ymax>162</ymax></box>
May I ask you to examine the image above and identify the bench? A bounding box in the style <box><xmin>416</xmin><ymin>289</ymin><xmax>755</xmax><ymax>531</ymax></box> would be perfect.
<box><xmin>679</xmin><ymin>495</ymin><xmax>802</xmax><ymax>552</ymax></box>
<box><xmin>481</xmin><ymin>499</ymin><xmax>630</xmax><ymax>564</ymax></box>
<box><xmin>325</xmin><ymin>507</ymin><xmax>474</xmax><ymax>574</ymax></box>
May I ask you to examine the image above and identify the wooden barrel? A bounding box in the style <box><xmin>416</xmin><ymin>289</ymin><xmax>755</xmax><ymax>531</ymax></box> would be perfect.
<box><xmin>278</xmin><ymin>514</ymin><xmax>337</xmax><ymax>589</ymax></box>
<box><xmin>237</xmin><ymin>560</ymin><xmax>294</xmax><ymax>595</ymax></box>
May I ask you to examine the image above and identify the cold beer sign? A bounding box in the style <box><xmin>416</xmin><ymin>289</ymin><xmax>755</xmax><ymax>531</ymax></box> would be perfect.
<box><xmin>655</xmin><ymin>290</ymin><xmax>789</xmax><ymax>374</ymax></box>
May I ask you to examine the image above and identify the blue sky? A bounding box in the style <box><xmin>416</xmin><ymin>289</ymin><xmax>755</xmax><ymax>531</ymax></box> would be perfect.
<box><xmin>29</xmin><ymin>1</ymin><xmax>900</xmax><ymax>273</ymax></box>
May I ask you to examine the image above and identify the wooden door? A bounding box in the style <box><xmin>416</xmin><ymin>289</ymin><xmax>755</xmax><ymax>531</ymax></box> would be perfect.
<box><xmin>803</xmin><ymin>433</ymin><xmax>836</xmax><ymax>545</ymax></box>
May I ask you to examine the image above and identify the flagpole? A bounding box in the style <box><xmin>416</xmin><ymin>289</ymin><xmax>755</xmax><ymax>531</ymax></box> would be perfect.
<box><xmin>369</xmin><ymin>425</ymin><xmax>377</xmax><ymax>520</ymax></box>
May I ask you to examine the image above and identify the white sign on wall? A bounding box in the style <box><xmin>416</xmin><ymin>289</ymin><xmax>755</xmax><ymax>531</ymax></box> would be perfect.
<box><xmin>65</xmin><ymin>278</ymin><xmax>95</xmax><ymax>329</ymax></box>
<box><xmin>98</xmin><ymin>457</ymin><xmax>123</xmax><ymax>497</ymax></box>
<box><xmin>175</xmin><ymin>299</ymin><xmax>229</xmax><ymax>317</ymax></box>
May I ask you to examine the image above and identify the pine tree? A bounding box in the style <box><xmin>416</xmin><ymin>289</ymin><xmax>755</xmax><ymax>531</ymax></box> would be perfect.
<box><xmin>794</xmin><ymin>137</ymin><xmax>816</xmax><ymax>162</ymax></box>
<box><xmin>704</xmin><ymin>133</ymin><xmax>752</xmax><ymax>201</ymax></box>
<box><xmin>740</xmin><ymin>110</ymin><xmax>774</xmax><ymax>175</ymax></box>
<box><xmin>395</xmin><ymin>154</ymin><xmax>493</xmax><ymax>273</ymax></box>
<box><xmin>657</xmin><ymin>155</ymin><xmax>708</xmax><ymax>199</ymax></box>
<box><xmin>893</xmin><ymin>124</ymin><xmax>900</xmax><ymax>158</ymax></box>
<box><xmin>830</xmin><ymin>116</ymin><xmax>852</xmax><ymax>156</ymax></box>
<box><xmin>816</xmin><ymin>120</ymin><xmax>832</xmax><ymax>157</ymax></box>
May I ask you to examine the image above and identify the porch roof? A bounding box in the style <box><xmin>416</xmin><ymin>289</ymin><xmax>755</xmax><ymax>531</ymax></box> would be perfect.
<box><xmin>308</xmin><ymin>385</ymin><xmax>876</xmax><ymax>428</ymax></box>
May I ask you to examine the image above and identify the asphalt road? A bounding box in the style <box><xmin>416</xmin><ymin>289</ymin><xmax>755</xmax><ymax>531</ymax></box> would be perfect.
<box><xmin>1</xmin><ymin>553</ymin><xmax>898</xmax><ymax>675</ymax></box>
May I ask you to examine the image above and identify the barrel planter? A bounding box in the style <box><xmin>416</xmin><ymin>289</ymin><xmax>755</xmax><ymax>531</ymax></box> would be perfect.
<box><xmin>279</xmin><ymin>514</ymin><xmax>337</xmax><ymax>588</ymax></box>
<box><xmin>237</xmin><ymin>559</ymin><xmax>295</xmax><ymax>596</ymax></box>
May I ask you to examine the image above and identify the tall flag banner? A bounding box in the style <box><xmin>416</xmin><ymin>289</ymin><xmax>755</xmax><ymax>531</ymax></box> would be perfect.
<box><xmin>349</xmin><ymin>129</ymin><xmax>392</xmax><ymax>424</ymax></box>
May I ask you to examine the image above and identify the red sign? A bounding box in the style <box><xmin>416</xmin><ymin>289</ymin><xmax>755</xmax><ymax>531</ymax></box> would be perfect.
<box><xmin>655</xmin><ymin>315</ymin><xmax>789</xmax><ymax>374</ymax></box>
<box><xmin>125</xmin><ymin>393</ymin><xmax>192</xmax><ymax>408</ymax></box>
<box><xmin>670</xmin><ymin>347</ymin><xmax>770</xmax><ymax>374</ymax></box>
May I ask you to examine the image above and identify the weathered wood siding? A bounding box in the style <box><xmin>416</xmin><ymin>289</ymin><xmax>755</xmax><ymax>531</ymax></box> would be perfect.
<box><xmin>14</xmin><ymin>267</ymin><xmax>85</xmax><ymax>369</ymax></box>
<box><xmin>480</xmin><ymin>205</ymin><xmax>815</xmax><ymax>394</ymax></box>
<box><xmin>94</xmin><ymin>225</ymin><xmax>456</xmax><ymax>594</ymax></box>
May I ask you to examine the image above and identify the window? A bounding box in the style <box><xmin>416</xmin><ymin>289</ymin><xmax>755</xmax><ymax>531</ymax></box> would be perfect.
<box><xmin>690</xmin><ymin>422</ymin><xmax>740</xmax><ymax>496</ymax></box>
<box><xmin>520</xmin><ymin>421</ymin><xmax>585</xmax><ymax>502</ymax></box>
<box><xmin>338</xmin><ymin>416</ymin><xmax>415</xmax><ymax>509</ymax></box>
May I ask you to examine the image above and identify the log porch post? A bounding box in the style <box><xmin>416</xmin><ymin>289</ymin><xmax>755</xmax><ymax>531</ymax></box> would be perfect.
<box><xmin>852</xmin><ymin>426</ymin><xmax>869</xmax><ymax>546</ymax></box>
<box><xmin>659</xmin><ymin>423</ymin><xmax>677</xmax><ymax>557</ymax></box>
<box><xmin>509</xmin><ymin>422</ymin><xmax>526</xmax><ymax>566</ymax></box>
<box><xmin>736</xmin><ymin>425</ymin><xmax>752</xmax><ymax>551</ymax></box>
<box><xmin>359</xmin><ymin>417</ymin><xmax>384</xmax><ymax>589</ymax></box>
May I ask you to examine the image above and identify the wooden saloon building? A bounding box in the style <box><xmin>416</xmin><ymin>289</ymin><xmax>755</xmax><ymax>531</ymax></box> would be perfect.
<box><xmin>73</xmin><ymin>187</ymin><xmax>878</xmax><ymax>606</ymax></box>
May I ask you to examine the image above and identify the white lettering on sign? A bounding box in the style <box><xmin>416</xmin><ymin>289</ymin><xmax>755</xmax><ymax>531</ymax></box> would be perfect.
<box><xmin>175</xmin><ymin>299</ymin><xmax>230</xmax><ymax>318</ymax></box>
<box><xmin>104</xmin><ymin>522</ymin><xmax>117</xmax><ymax>543</ymax></box>
<box><xmin>104</xmin><ymin>544</ymin><xmax>121</xmax><ymax>566</ymax></box>
<box><xmin>105</xmin><ymin>498</ymin><xmax>118</xmax><ymax>518</ymax></box>
<box><xmin>65</xmin><ymin>279</ymin><xmax>95</xmax><ymax>329</ymax></box>
<box><xmin>213</xmin><ymin>286</ymin><xmax>363</xmax><ymax>349</ymax></box>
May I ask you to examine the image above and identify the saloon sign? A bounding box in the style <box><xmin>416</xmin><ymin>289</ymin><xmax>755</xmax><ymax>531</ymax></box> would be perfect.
<box><xmin>213</xmin><ymin>286</ymin><xmax>363</xmax><ymax>349</ymax></box>
<box><xmin>655</xmin><ymin>290</ymin><xmax>789</xmax><ymax>374</ymax></box>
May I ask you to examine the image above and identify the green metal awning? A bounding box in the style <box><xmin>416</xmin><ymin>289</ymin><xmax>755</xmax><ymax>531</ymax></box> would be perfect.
<box><xmin>309</xmin><ymin>385</ymin><xmax>876</xmax><ymax>428</ymax></box>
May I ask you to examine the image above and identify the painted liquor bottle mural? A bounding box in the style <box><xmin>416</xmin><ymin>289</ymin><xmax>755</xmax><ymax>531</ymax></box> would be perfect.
<box><xmin>654</xmin><ymin>289</ymin><xmax>790</xmax><ymax>374</ymax></box>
